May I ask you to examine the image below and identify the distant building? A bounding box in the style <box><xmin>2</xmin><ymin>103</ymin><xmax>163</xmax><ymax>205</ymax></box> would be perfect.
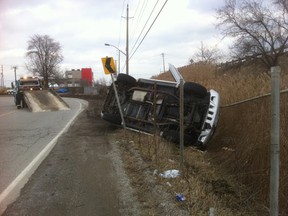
<box><xmin>81</xmin><ymin>68</ymin><xmax>93</xmax><ymax>86</ymax></box>
<box><xmin>63</xmin><ymin>68</ymin><xmax>93</xmax><ymax>87</ymax></box>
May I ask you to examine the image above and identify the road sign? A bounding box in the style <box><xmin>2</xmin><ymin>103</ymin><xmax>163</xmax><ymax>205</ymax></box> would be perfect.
<box><xmin>101</xmin><ymin>57</ymin><xmax>116</xmax><ymax>75</ymax></box>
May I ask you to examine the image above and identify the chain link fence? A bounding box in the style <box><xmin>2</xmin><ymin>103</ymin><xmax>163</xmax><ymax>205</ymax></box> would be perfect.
<box><xmin>208</xmin><ymin>91</ymin><xmax>288</xmax><ymax>215</ymax></box>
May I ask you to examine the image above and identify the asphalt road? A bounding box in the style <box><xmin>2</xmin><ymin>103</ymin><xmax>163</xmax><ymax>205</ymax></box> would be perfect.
<box><xmin>1</xmin><ymin>98</ymin><xmax>140</xmax><ymax>216</ymax></box>
<box><xmin>0</xmin><ymin>96</ymin><xmax>87</xmax><ymax>214</ymax></box>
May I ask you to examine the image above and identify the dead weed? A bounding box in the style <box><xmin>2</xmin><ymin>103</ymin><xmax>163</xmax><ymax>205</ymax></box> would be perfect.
<box><xmin>110</xmin><ymin>129</ymin><xmax>267</xmax><ymax>216</ymax></box>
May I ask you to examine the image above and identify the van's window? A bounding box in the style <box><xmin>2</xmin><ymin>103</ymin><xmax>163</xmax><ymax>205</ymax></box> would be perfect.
<box><xmin>132</xmin><ymin>90</ymin><xmax>147</xmax><ymax>102</ymax></box>
<box><xmin>20</xmin><ymin>80</ymin><xmax>39</xmax><ymax>86</ymax></box>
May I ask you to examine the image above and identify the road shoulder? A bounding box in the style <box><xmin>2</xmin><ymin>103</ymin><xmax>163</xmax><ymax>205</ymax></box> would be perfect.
<box><xmin>2</xmin><ymin>98</ymin><xmax>141</xmax><ymax>216</ymax></box>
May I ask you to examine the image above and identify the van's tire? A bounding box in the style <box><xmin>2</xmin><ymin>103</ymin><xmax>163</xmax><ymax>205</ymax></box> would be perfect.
<box><xmin>196</xmin><ymin>141</ymin><xmax>207</xmax><ymax>151</ymax></box>
<box><xmin>20</xmin><ymin>99</ymin><xmax>24</xmax><ymax>109</ymax></box>
<box><xmin>184</xmin><ymin>82</ymin><xmax>207</xmax><ymax>98</ymax></box>
<box><xmin>102</xmin><ymin>113</ymin><xmax>122</xmax><ymax>125</ymax></box>
<box><xmin>15</xmin><ymin>92</ymin><xmax>21</xmax><ymax>105</ymax></box>
<box><xmin>116</xmin><ymin>74</ymin><xmax>136</xmax><ymax>86</ymax></box>
<box><xmin>162</xmin><ymin>129</ymin><xmax>193</xmax><ymax>145</ymax></box>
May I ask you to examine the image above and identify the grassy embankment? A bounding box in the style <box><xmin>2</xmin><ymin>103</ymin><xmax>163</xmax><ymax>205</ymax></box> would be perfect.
<box><xmin>117</xmin><ymin>56</ymin><xmax>288</xmax><ymax>215</ymax></box>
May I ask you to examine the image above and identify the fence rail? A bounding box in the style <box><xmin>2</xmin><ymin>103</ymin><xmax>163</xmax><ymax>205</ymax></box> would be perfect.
<box><xmin>221</xmin><ymin>89</ymin><xmax>288</xmax><ymax>108</ymax></box>
<box><xmin>217</xmin><ymin>48</ymin><xmax>288</xmax><ymax>70</ymax></box>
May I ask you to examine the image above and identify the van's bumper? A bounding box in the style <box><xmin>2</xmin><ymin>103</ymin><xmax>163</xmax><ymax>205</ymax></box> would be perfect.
<box><xmin>197</xmin><ymin>89</ymin><xmax>220</xmax><ymax>148</ymax></box>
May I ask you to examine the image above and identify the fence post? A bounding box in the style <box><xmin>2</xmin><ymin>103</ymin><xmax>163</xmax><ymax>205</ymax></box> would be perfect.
<box><xmin>270</xmin><ymin>66</ymin><xmax>280</xmax><ymax>216</ymax></box>
<box><xmin>153</xmin><ymin>82</ymin><xmax>158</xmax><ymax>164</ymax></box>
<box><xmin>179</xmin><ymin>78</ymin><xmax>184</xmax><ymax>171</ymax></box>
<box><xmin>209</xmin><ymin>207</ymin><xmax>215</xmax><ymax>216</ymax></box>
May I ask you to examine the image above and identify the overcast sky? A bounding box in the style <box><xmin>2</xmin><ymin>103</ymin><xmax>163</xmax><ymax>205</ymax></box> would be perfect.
<box><xmin>0</xmin><ymin>0</ymin><xmax>227</xmax><ymax>87</ymax></box>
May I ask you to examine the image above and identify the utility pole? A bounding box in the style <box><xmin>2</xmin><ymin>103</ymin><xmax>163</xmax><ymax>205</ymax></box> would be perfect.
<box><xmin>122</xmin><ymin>4</ymin><xmax>133</xmax><ymax>75</ymax></box>
<box><xmin>12</xmin><ymin>66</ymin><xmax>17</xmax><ymax>84</ymax></box>
<box><xmin>126</xmin><ymin>4</ymin><xmax>129</xmax><ymax>75</ymax></box>
<box><xmin>161</xmin><ymin>53</ymin><xmax>166</xmax><ymax>72</ymax></box>
<box><xmin>0</xmin><ymin>65</ymin><xmax>4</xmax><ymax>88</ymax></box>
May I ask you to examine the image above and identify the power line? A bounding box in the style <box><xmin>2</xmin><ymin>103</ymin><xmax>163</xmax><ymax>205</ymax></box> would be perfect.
<box><xmin>130</xmin><ymin>0</ymin><xmax>149</xmax><ymax>41</ymax></box>
<box><xmin>118</xmin><ymin>0</ymin><xmax>127</xmax><ymax>49</ymax></box>
<box><xmin>129</xmin><ymin>0</ymin><xmax>160</xmax><ymax>56</ymax></box>
<box><xmin>129</xmin><ymin>0</ymin><xmax>169</xmax><ymax>60</ymax></box>
<box><xmin>122</xmin><ymin>4</ymin><xmax>133</xmax><ymax>75</ymax></box>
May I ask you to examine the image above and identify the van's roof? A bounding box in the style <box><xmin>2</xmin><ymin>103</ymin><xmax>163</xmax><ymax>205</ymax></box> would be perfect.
<box><xmin>138</xmin><ymin>78</ymin><xmax>178</xmax><ymax>88</ymax></box>
<box><xmin>19</xmin><ymin>76</ymin><xmax>39</xmax><ymax>80</ymax></box>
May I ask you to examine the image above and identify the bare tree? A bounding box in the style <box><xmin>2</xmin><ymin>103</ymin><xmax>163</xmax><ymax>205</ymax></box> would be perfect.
<box><xmin>216</xmin><ymin>0</ymin><xmax>288</xmax><ymax>69</ymax></box>
<box><xmin>274</xmin><ymin>0</ymin><xmax>288</xmax><ymax>13</ymax></box>
<box><xmin>26</xmin><ymin>34</ymin><xmax>63</xmax><ymax>88</ymax></box>
<box><xmin>191</xmin><ymin>41</ymin><xmax>221</xmax><ymax>64</ymax></box>
<box><xmin>50</xmin><ymin>70</ymin><xmax>65</xmax><ymax>87</ymax></box>
<box><xmin>95</xmin><ymin>78</ymin><xmax>108</xmax><ymax>96</ymax></box>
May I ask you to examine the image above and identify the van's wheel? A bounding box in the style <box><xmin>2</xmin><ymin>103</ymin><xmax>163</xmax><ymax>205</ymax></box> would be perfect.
<box><xmin>184</xmin><ymin>82</ymin><xmax>207</xmax><ymax>98</ymax></box>
<box><xmin>102</xmin><ymin>113</ymin><xmax>122</xmax><ymax>125</ymax></box>
<box><xmin>196</xmin><ymin>141</ymin><xmax>207</xmax><ymax>151</ymax></box>
<box><xmin>116</xmin><ymin>74</ymin><xmax>136</xmax><ymax>86</ymax></box>
<box><xmin>20</xmin><ymin>99</ymin><xmax>24</xmax><ymax>109</ymax></box>
<box><xmin>161</xmin><ymin>129</ymin><xmax>193</xmax><ymax>145</ymax></box>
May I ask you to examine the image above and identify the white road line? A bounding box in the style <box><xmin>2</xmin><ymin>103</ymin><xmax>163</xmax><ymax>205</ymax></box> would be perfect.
<box><xmin>0</xmin><ymin>111</ymin><xmax>17</xmax><ymax>118</ymax></box>
<box><xmin>0</xmin><ymin>99</ymin><xmax>85</xmax><ymax>215</ymax></box>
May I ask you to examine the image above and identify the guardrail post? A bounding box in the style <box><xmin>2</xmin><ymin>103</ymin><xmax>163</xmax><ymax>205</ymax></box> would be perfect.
<box><xmin>270</xmin><ymin>66</ymin><xmax>280</xmax><ymax>216</ymax></box>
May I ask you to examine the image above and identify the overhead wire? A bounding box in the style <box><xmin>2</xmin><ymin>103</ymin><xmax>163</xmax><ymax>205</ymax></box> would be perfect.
<box><xmin>130</xmin><ymin>0</ymin><xmax>149</xmax><ymax>41</ymax></box>
<box><xmin>129</xmin><ymin>0</ymin><xmax>169</xmax><ymax>60</ymax></box>
<box><xmin>129</xmin><ymin>0</ymin><xmax>160</xmax><ymax>57</ymax></box>
<box><xmin>117</xmin><ymin>0</ymin><xmax>168</xmax><ymax>73</ymax></box>
<box><xmin>114</xmin><ymin>0</ymin><xmax>128</xmax><ymax>73</ymax></box>
<box><xmin>117</xmin><ymin>0</ymin><xmax>127</xmax><ymax>49</ymax></box>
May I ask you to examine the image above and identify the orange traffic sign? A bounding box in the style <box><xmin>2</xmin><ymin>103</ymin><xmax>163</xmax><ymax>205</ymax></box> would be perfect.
<box><xmin>101</xmin><ymin>57</ymin><xmax>116</xmax><ymax>75</ymax></box>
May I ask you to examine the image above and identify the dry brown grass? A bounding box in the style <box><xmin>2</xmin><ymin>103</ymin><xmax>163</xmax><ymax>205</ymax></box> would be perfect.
<box><xmin>209</xmin><ymin>92</ymin><xmax>288</xmax><ymax>216</ymax></box>
<box><xmin>116</xmin><ymin>129</ymin><xmax>267</xmax><ymax>215</ymax></box>
<box><xmin>156</xmin><ymin>57</ymin><xmax>288</xmax><ymax>105</ymax></box>
<box><xmin>0</xmin><ymin>88</ymin><xmax>8</xmax><ymax>95</ymax></box>
<box><xmin>114</xmin><ymin>56</ymin><xmax>288</xmax><ymax>215</ymax></box>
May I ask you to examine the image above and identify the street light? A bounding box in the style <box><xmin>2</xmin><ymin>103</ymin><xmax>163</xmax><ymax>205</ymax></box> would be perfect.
<box><xmin>104</xmin><ymin>43</ymin><xmax>126</xmax><ymax>74</ymax></box>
